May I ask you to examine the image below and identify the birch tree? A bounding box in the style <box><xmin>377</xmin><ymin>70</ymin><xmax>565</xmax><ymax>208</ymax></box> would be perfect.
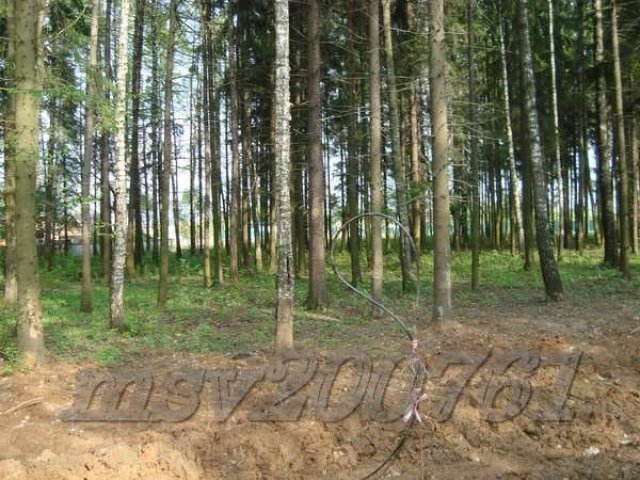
<box><xmin>274</xmin><ymin>0</ymin><xmax>294</xmax><ymax>353</ymax></box>
<box><xmin>109</xmin><ymin>0</ymin><xmax>130</xmax><ymax>329</ymax></box>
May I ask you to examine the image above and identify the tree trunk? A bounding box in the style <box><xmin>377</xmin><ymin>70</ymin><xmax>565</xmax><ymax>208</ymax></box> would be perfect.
<box><xmin>100</xmin><ymin>0</ymin><xmax>113</xmax><ymax>282</ymax></box>
<box><xmin>518</xmin><ymin>0</ymin><xmax>563</xmax><ymax>301</ymax></box>
<box><xmin>430</xmin><ymin>0</ymin><xmax>452</xmax><ymax>323</ymax></box>
<box><xmin>229</xmin><ymin>2</ymin><xmax>241</xmax><ymax>285</ymax></box>
<box><xmin>594</xmin><ymin>0</ymin><xmax>618</xmax><ymax>267</ymax></box>
<box><xmin>382</xmin><ymin>0</ymin><xmax>414</xmax><ymax>291</ymax></box>
<box><xmin>274</xmin><ymin>0</ymin><xmax>294</xmax><ymax>354</ymax></box>
<box><xmin>469</xmin><ymin>0</ymin><xmax>480</xmax><ymax>289</ymax></box>
<box><xmin>499</xmin><ymin>21</ymin><xmax>524</xmax><ymax>255</ymax></box>
<box><xmin>346</xmin><ymin>7</ymin><xmax>361</xmax><ymax>288</ymax></box>
<box><xmin>172</xmin><ymin>124</ymin><xmax>182</xmax><ymax>258</ymax></box>
<box><xmin>12</xmin><ymin>0</ymin><xmax>48</xmax><ymax>365</ymax></box>
<box><xmin>127</xmin><ymin>0</ymin><xmax>145</xmax><ymax>273</ymax></box>
<box><xmin>81</xmin><ymin>0</ymin><xmax>101</xmax><ymax>313</ymax></box>
<box><xmin>611</xmin><ymin>0</ymin><xmax>630</xmax><ymax>278</ymax></box>
<box><xmin>630</xmin><ymin>116</ymin><xmax>639</xmax><ymax>254</ymax></box>
<box><xmin>109</xmin><ymin>0</ymin><xmax>131</xmax><ymax>329</ymax></box>
<box><xmin>4</xmin><ymin>0</ymin><xmax>17</xmax><ymax>304</ymax></box>
<box><xmin>201</xmin><ymin>3</ymin><xmax>212</xmax><ymax>288</ymax></box>
<box><xmin>306</xmin><ymin>0</ymin><xmax>326</xmax><ymax>310</ymax></box>
<box><xmin>369</xmin><ymin>0</ymin><xmax>384</xmax><ymax>318</ymax></box>
<box><xmin>576</xmin><ymin>0</ymin><xmax>588</xmax><ymax>250</ymax></box>
<box><xmin>158</xmin><ymin>0</ymin><xmax>177</xmax><ymax>307</ymax></box>
<box><xmin>548</xmin><ymin>0</ymin><xmax>564</xmax><ymax>260</ymax></box>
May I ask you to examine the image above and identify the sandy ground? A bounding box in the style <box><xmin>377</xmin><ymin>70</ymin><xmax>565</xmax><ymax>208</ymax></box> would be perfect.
<box><xmin>1</xmin><ymin>294</ymin><xmax>639</xmax><ymax>479</ymax></box>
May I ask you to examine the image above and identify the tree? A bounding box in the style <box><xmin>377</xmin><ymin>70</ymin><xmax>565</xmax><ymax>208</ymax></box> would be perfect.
<box><xmin>518</xmin><ymin>0</ymin><xmax>563</xmax><ymax>301</ymax></box>
<box><xmin>594</xmin><ymin>0</ymin><xmax>618</xmax><ymax>267</ymax></box>
<box><xmin>305</xmin><ymin>0</ymin><xmax>326</xmax><ymax>310</ymax></box>
<box><xmin>382</xmin><ymin>0</ymin><xmax>414</xmax><ymax>291</ymax></box>
<box><xmin>469</xmin><ymin>0</ymin><xmax>480</xmax><ymax>289</ymax></box>
<box><xmin>158</xmin><ymin>0</ymin><xmax>178</xmax><ymax>308</ymax></box>
<box><xmin>81</xmin><ymin>0</ymin><xmax>101</xmax><ymax>313</ymax></box>
<box><xmin>127</xmin><ymin>0</ymin><xmax>146</xmax><ymax>272</ymax></box>
<box><xmin>100</xmin><ymin>0</ymin><xmax>113</xmax><ymax>283</ymax></box>
<box><xmin>430</xmin><ymin>0</ymin><xmax>452</xmax><ymax>323</ymax></box>
<box><xmin>4</xmin><ymin>0</ymin><xmax>17</xmax><ymax>304</ymax></box>
<box><xmin>274</xmin><ymin>0</ymin><xmax>294</xmax><ymax>354</ymax></box>
<box><xmin>110</xmin><ymin>0</ymin><xmax>131</xmax><ymax>329</ymax></box>
<box><xmin>369</xmin><ymin>0</ymin><xmax>384</xmax><ymax>318</ymax></box>
<box><xmin>11</xmin><ymin>0</ymin><xmax>48</xmax><ymax>364</ymax></box>
<box><xmin>611</xmin><ymin>0</ymin><xmax>631</xmax><ymax>278</ymax></box>
<box><xmin>498</xmin><ymin>20</ymin><xmax>524</xmax><ymax>255</ymax></box>
<box><xmin>228</xmin><ymin>0</ymin><xmax>241</xmax><ymax>286</ymax></box>
<box><xmin>548</xmin><ymin>0</ymin><xmax>564</xmax><ymax>260</ymax></box>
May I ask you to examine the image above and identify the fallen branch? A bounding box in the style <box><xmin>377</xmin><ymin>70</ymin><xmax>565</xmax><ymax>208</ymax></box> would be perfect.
<box><xmin>630</xmin><ymin>325</ymin><xmax>640</xmax><ymax>335</ymax></box>
<box><xmin>1</xmin><ymin>397</ymin><xmax>43</xmax><ymax>416</ymax></box>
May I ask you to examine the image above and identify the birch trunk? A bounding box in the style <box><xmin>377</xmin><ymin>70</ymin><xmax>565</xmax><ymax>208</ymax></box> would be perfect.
<box><xmin>274</xmin><ymin>0</ymin><xmax>294</xmax><ymax>354</ymax></box>
<box><xmin>110</xmin><ymin>0</ymin><xmax>131</xmax><ymax>329</ymax></box>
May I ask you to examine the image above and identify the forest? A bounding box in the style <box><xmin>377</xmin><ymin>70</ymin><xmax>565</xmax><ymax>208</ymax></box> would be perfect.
<box><xmin>0</xmin><ymin>0</ymin><xmax>639</xmax><ymax>479</ymax></box>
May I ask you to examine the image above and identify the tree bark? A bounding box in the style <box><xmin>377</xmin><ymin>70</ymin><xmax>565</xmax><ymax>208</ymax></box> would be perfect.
<box><xmin>229</xmin><ymin>1</ymin><xmax>241</xmax><ymax>285</ymax></box>
<box><xmin>109</xmin><ymin>0</ymin><xmax>131</xmax><ymax>329</ymax></box>
<box><xmin>594</xmin><ymin>0</ymin><xmax>619</xmax><ymax>267</ymax></box>
<box><xmin>548</xmin><ymin>0</ymin><xmax>564</xmax><ymax>260</ymax></box>
<box><xmin>382</xmin><ymin>0</ymin><xmax>414</xmax><ymax>291</ymax></box>
<box><xmin>4</xmin><ymin>0</ymin><xmax>17</xmax><ymax>304</ymax></box>
<box><xmin>369</xmin><ymin>0</ymin><xmax>384</xmax><ymax>318</ymax></box>
<box><xmin>81</xmin><ymin>0</ymin><xmax>101</xmax><ymax>313</ymax></box>
<box><xmin>12</xmin><ymin>0</ymin><xmax>48</xmax><ymax>365</ymax></box>
<box><xmin>157</xmin><ymin>0</ymin><xmax>177</xmax><ymax>307</ymax></box>
<box><xmin>274</xmin><ymin>0</ymin><xmax>295</xmax><ymax>354</ymax></box>
<box><xmin>430</xmin><ymin>0</ymin><xmax>452</xmax><ymax>323</ymax></box>
<box><xmin>469</xmin><ymin>0</ymin><xmax>480</xmax><ymax>289</ymax></box>
<box><xmin>100</xmin><ymin>0</ymin><xmax>113</xmax><ymax>282</ymax></box>
<box><xmin>201</xmin><ymin>4</ymin><xmax>212</xmax><ymax>288</ymax></box>
<box><xmin>611</xmin><ymin>0</ymin><xmax>630</xmax><ymax>278</ymax></box>
<box><xmin>127</xmin><ymin>0</ymin><xmax>145</xmax><ymax>273</ymax></box>
<box><xmin>499</xmin><ymin>21</ymin><xmax>524</xmax><ymax>255</ymax></box>
<box><xmin>306</xmin><ymin>0</ymin><xmax>326</xmax><ymax>310</ymax></box>
<box><xmin>518</xmin><ymin>0</ymin><xmax>563</xmax><ymax>301</ymax></box>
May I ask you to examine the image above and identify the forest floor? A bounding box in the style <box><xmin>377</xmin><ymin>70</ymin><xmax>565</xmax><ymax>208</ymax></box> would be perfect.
<box><xmin>0</xmin><ymin>250</ymin><xmax>639</xmax><ymax>479</ymax></box>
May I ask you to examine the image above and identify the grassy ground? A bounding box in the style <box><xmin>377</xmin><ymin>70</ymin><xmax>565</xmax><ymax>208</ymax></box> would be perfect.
<box><xmin>0</xmin><ymin>248</ymin><xmax>638</xmax><ymax>373</ymax></box>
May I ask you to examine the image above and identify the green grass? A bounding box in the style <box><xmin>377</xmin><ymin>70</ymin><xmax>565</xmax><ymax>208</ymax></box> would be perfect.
<box><xmin>0</xmin><ymin>247</ymin><xmax>638</xmax><ymax>372</ymax></box>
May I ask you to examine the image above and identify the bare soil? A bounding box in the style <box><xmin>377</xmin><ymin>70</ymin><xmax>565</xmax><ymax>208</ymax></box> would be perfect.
<box><xmin>1</xmin><ymin>294</ymin><xmax>639</xmax><ymax>479</ymax></box>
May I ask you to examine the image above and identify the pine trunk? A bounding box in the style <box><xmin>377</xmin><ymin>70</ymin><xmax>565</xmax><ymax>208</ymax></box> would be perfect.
<box><xmin>518</xmin><ymin>0</ymin><xmax>563</xmax><ymax>301</ymax></box>
<box><xmin>594</xmin><ymin>0</ymin><xmax>619</xmax><ymax>267</ymax></box>
<box><xmin>430</xmin><ymin>0</ymin><xmax>452</xmax><ymax>323</ymax></box>
<box><xmin>369</xmin><ymin>0</ymin><xmax>384</xmax><ymax>318</ymax></box>
<box><xmin>158</xmin><ymin>0</ymin><xmax>177</xmax><ymax>307</ymax></box>
<box><xmin>611</xmin><ymin>0</ymin><xmax>630</xmax><ymax>278</ymax></box>
<box><xmin>306</xmin><ymin>0</ymin><xmax>326</xmax><ymax>310</ymax></box>
<box><xmin>11</xmin><ymin>0</ymin><xmax>48</xmax><ymax>365</ymax></box>
<box><xmin>81</xmin><ymin>0</ymin><xmax>101</xmax><ymax>313</ymax></box>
